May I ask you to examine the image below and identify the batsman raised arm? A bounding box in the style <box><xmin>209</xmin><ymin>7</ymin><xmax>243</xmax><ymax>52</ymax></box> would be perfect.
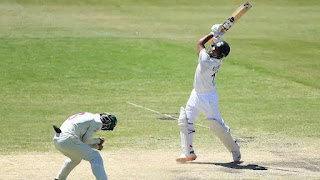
<box><xmin>176</xmin><ymin>24</ymin><xmax>241</xmax><ymax>163</ymax></box>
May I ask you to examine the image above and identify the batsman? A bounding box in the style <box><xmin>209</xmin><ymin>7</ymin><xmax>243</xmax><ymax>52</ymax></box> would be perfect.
<box><xmin>176</xmin><ymin>24</ymin><xmax>241</xmax><ymax>163</ymax></box>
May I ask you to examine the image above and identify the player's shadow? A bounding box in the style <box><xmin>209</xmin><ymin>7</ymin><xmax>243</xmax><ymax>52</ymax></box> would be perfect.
<box><xmin>190</xmin><ymin>161</ymin><xmax>268</xmax><ymax>170</ymax></box>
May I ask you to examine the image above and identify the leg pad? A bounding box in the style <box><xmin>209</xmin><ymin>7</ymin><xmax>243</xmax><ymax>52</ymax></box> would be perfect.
<box><xmin>178</xmin><ymin>107</ymin><xmax>190</xmax><ymax>157</ymax></box>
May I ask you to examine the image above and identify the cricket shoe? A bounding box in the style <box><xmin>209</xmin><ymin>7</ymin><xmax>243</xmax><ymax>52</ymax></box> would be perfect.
<box><xmin>176</xmin><ymin>151</ymin><xmax>197</xmax><ymax>163</ymax></box>
<box><xmin>232</xmin><ymin>140</ymin><xmax>241</xmax><ymax>162</ymax></box>
<box><xmin>232</xmin><ymin>151</ymin><xmax>241</xmax><ymax>162</ymax></box>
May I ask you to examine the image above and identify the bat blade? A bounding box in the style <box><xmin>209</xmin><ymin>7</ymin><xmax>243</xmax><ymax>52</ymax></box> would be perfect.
<box><xmin>222</xmin><ymin>1</ymin><xmax>252</xmax><ymax>32</ymax></box>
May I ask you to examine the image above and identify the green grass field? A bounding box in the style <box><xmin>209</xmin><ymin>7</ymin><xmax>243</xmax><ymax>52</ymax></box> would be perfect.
<box><xmin>0</xmin><ymin>0</ymin><xmax>319</xmax><ymax>156</ymax></box>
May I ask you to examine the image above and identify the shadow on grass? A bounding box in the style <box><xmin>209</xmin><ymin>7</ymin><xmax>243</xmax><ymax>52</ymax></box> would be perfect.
<box><xmin>190</xmin><ymin>161</ymin><xmax>268</xmax><ymax>170</ymax></box>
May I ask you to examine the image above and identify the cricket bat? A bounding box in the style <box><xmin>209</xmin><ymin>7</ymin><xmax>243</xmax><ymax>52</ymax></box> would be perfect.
<box><xmin>221</xmin><ymin>1</ymin><xmax>252</xmax><ymax>32</ymax></box>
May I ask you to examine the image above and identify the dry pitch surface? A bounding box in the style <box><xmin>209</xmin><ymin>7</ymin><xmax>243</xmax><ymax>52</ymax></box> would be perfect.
<box><xmin>1</xmin><ymin>136</ymin><xmax>320</xmax><ymax>180</ymax></box>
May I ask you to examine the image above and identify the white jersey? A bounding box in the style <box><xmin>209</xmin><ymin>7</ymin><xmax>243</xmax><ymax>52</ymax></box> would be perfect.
<box><xmin>193</xmin><ymin>49</ymin><xmax>223</xmax><ymax>93</ymax></box>
<box><xmin>59</xmin><ymin>112</ymin><xmax>102</xmax><ymax>145</ymax></box>
<box><xmin>53</xmin><ymin>112</ymin><xmax>108</xmax><ymax>179</ymax></box>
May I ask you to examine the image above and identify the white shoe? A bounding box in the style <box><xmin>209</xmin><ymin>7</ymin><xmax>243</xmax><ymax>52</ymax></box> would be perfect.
<box><xmin>232</xmin><ymin>151</ymin><xmax>241</xmax><ymax>162</ymax></box>
<box><xmin>176</xmin><ymin>151</ymin><xmax>197</xmax><ymax>163</ymax></box>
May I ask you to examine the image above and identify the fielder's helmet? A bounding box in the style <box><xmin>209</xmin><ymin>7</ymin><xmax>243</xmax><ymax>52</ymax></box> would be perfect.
<box><xmin>100</xmin><ymin>113</ymin><xmax>117</xmax><ymax>131</ymax></box>
<box><xmin>212</xmin><ymin>41</ymin><xmax>230</xmax><ymax>59</ymax></box>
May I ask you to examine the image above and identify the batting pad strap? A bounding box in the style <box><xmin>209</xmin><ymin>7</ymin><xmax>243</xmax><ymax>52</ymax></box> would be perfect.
<box><xmin>187</xmin><ymin>122</ymin><xmax>195</xmax><ymax>134</ymax></box>
<box><xmin>207</xmin><ymin>120</ymin><xmax>240</xmax><ymax>152</ymax></box>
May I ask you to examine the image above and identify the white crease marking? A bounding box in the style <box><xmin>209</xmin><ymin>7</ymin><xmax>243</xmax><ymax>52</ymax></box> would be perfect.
<box><xmin>127</xmin><ymin>102</ymin><xmax>209</xmax><ymax>129</ymax></box>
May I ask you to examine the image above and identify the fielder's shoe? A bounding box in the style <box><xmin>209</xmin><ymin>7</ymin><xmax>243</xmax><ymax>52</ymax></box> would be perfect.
<box><xmin>176</xmin><ymin>151</ymin><xmax>197</xmax><ymax>163</ymax></box>
<box><xmin>232</xmin><ymin>151</ymin><xmax>241</xmax><ymax>162</ymax></box>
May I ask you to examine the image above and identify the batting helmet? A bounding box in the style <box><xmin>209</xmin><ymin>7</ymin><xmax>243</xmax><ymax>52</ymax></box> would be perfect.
<box><xmin>100</xmin><ymin>113</ymin><xmax>117</xmax><ymax>131</ymax></box>
<box><xmin>212</xmin><ymin>41</ymin><xmax>230</xmax><ymax>59</ymax></box>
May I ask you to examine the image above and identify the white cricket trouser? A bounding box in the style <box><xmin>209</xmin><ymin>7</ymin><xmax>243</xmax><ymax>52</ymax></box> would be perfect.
<box><xmin>53</xmin><ymin>133</ymin><xmax>108</xmax><ymax>180</ymax></box>
<box><xmin>185</xmin><ymin>89</ymin><xmax>230</xmax><ymax>151</ymax></box>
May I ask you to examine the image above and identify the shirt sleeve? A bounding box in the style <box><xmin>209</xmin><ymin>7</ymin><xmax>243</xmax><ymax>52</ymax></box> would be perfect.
<box><xmin>88</xmin><ymin>144</ymin><xmax>99</xmax><ymax>149</ymax></box>
<box><xmin>198</xmin><ymin>49</ymin><xmax>209</xmax><ymax>63</ymax></box>
<box><xmin>198</xmin><ymin>49</ymin><xmax>215</xmax><ymax>70</ymax></box>
<box><xmin>82</xmin><ymin>120</ymin><xmax>102</xmax><ymax>145</ymax></box>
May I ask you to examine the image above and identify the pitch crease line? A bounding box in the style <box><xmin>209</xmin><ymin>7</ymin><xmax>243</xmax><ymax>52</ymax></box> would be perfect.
<box><xmin>127</xmin><ymin>102</ymin><xmax>209</xmax><ymax>129</ymax></box>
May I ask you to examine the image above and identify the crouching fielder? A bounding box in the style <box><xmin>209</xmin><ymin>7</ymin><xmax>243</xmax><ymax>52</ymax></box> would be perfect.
<box><xmin>53</xmin><ymin>112</ymin><xmax>117</xmax><ymax>180</ymax></box>
<box><xmin>176</xmin><ymin>24</ymin><xmax>241</xmax><ymax>163</ymax></box>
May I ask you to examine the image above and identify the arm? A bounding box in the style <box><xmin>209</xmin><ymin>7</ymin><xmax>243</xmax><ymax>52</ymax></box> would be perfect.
<box><xmin>82</xmin><ymin>121</ymin><xmax>102</xmax><ymax>146</ymax></box>
<box><xmin>197</xmin><ymin>33</ymin><xmax>213</xmax><ymax>55</ymax></box>
<box><xmin>88</xmin><ymin>137</ymin><xmax>104</xmax><ymax>150</ymax></box>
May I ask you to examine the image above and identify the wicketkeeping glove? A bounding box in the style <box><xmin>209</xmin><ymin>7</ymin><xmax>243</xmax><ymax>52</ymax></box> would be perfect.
<box><xmin>98</xmin><ymin>137</ymin><xmax>104</xmax><ymax>151</ymax></box>
<box><xmin>98</xmin><ymin>144</ymin><xmax>103</xmax><ymax>151</ymax></box>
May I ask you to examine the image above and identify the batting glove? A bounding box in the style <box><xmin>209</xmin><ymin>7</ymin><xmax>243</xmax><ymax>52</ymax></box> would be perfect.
<box><xmin>211</xmin><ymin>24</ymin><xmax>225</xmax><ymax>37</ymax></box>
<box><xmin>211</xmin><ymin>36</ymin><xmax>223</xmax><ymax>46</ymax></box>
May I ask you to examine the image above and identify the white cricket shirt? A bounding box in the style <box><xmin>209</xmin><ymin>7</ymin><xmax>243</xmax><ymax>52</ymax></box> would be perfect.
<box><xmin>59</xmin><ymin>112</ymin><xmax>102</xmax><ymax>145</ymax></box>
<box><xmin>193</xmin><ymin>49</ymin><xmax>223</xmax><ymax>93</ymax></box>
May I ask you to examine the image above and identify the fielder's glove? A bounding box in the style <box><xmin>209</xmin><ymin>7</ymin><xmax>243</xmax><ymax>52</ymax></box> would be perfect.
<box><xmin>98</xmin><ymin>137</ymin><xmax>104</xmax><ymax>151</ymax></box>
